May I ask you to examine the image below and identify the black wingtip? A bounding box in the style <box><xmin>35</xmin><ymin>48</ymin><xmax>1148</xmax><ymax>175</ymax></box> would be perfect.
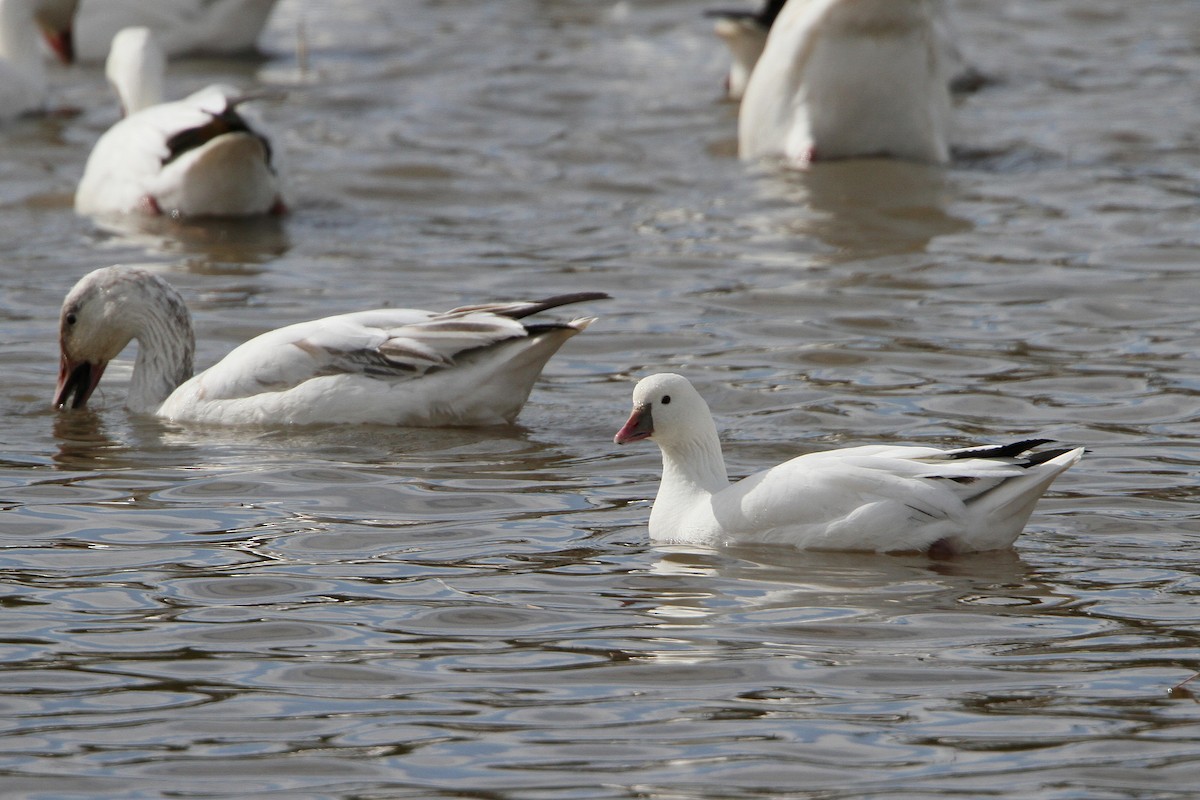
<box><xmin>762</xmin><ymin>0</ymin><xmax>788</xmax><ymax>23</ymax></box>
<box><xmin>507</xmin><ymin>292</ymin><xmax>611</xmax><ymax>319</ymax></box>
<box><xmin>521</xmin><ymin>322</ymin><xmax>582</xmax><ymax>336</ymax></box>
<box><xmin>705</xmin><ymin>0</ymin><xmax>786</xmax><ymax>25</ymax></box>
<box><xmin>1021</xmin><ymin>447</ymin><xmax>1079</xmax><ymax>468</ymax></box>
<box><xmin>947</xmin><ymin>439</ymin><xmax>1083</xmax><ymax>469</ymax></box>
<box><xmin>948</xmin><ymin>439</ymin><xmax>1055</xmax><ymax>461</ymax></box>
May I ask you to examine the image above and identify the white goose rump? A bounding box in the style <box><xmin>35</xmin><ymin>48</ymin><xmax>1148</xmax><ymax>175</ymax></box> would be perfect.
<box><xmin>615</xmin><ymin>374</ymin><xmax>1082</xmax><ymax>554</ymax></box>
<box><xmin>55</xmin><ymin>265</ymin><xmax>607</xmax><ymax>427</ymax></box>
<box><xmin>738</xmin><ymin>0</ymin><xmax>953</xmax><ymax>165</ymax></box>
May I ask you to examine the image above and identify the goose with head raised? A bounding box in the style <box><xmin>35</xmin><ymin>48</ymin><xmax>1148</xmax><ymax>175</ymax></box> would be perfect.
<box><xmin>54</xmin><ymin>265</ymin><xmax>607</xmax><ymax>427</ymax></box>
<box><xmin>615</xmin><ymin>373</ymin><xmax>1082</xmax><ymax>554</ymax></box>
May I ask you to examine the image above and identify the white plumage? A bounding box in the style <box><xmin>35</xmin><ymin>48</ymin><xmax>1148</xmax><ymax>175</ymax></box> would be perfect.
<box><xmin>615</xmin><ymin>374</ymin><xmax>1082</xmax><ymax>554</ymax></box>
<box><xmin>0</xmin><ymin>0</ymin><xmax>75</xmax><ymax>120</ymax></box>
<box><xmin>71</xmin><ymin>0</ymin><xmax>279</xmax><ymax>62</ymax></box>
<box><xmin>75</xmin><ymin>26</ymin><xmax>283</xmax><ymax>218</ymax></box>
<box><xmin>104</xmin><ymin>25</ymin><xmax>163</xmax><ymax>115</ymax></box>
<box><xmin>738</xmin><ymin>0</ymin><xmax>953</xmax><ymax>165</ymax></box>
<box><xmin>54</xmin><ymin>265</ymin><xmax>607</xmax><ymax>427</ymax></box>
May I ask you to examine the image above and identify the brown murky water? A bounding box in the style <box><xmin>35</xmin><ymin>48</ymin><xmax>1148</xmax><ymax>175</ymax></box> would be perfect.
<box><xmin>2</xmin><ymin>0</ymin><xmax>1200</xmax><ymax>797</ymax></box>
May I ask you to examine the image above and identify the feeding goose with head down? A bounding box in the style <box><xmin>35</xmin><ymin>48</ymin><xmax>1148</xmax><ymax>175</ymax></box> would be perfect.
<box><xmin>709</xmin><ymin>0</ymin><xmax>981</xmax><ymax>105</ymax></box>
<box><xmin>75</xmin><ymin>26</ymin><xmax>283</xmax><ymax>218</ymax></box>
<box><xmin>615</xmin><ymin>373</ymin><xmax>1082</xmax><ymax>555</ymax></box>
<box><xmin>54</xmin><ymin>265</ymin><xmax>608</xmax><ymax>427</ymax></box>
<box><xmin>738</xmin><ymin>0</ymin><xmax>954</xmax><ymax>165</ymax></box>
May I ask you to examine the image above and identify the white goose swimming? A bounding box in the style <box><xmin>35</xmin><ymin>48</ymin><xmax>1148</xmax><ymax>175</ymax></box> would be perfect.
<box><xmin>75</xmin><ymin>26</ymin><xmax>283</xmax><ymax>218</ymax></box>
<box><xmin>54</xmin><ymin>265</ymin><xmax>607</xmax><ymax>427</ymax></box>
<box><xmin>738</xmin><ymin>0</ymin><xmax>953</xmax><ymax>165</ymax></box>
<box><xmin>615</xmin><ymin>374</ymin><xmax>1082</xmax><ymax>554</ymax></box>
<box><xmin>72</xmin><ymin>0</ymin><xmax>280</xmax><ymax>62</ymax></box>
<box><xmin>0</xmin><ymin>0</ymin><xmax>76</xmax><ymax>120</ymax></box>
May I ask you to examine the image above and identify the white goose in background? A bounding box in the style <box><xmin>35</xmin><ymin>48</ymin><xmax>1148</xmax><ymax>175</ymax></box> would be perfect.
<box><xmin>615</xmin><ymin>374</ymin><xmax>1082</xmax><ymax>554</ymax></box>
<box><xmin>738</xmin><ymin>0</ymin><xmax>953</xmax><ymax>165</ymax></box>
<box><xmin>104</xmin><ymin>25</ymin><xmax>162</xmax><ymax>115</ymax></box>
<box><xmin>0</xmin><ymin>0</ymin><xmax>76</xmax><ymax>120</ymax></box>
<box><xmin>55</xmin><ymin>265</ymin><xmax>608</xmax><ymax>427</ymax></box>
<box><xmin>708</xmin><ymin>0</ymin><xmax>981</xmax><ymax>102</ymax></box>
<box><xmin>75</xmin><ymin>26</ymin><xmax>283</xmax><ymax>218</ymax></box>
<box><xmin>71</xmin><ymin>0</ymin><xmax>280</xmax><ymax>62</ymax></box>
<box><xmin>705</xmin><ymin>0</ymin><xmax>786</xmax><ymax>100</ymax></box>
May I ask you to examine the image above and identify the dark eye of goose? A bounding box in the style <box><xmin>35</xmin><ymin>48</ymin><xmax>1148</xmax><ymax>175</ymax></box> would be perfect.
<box><xmin>65</xmin><ymin>312</ymin><xmax>77</xmax><ymax>326</ymax></box>
<box><xmin>661</xmin><ymin>395</ymin><xmax>671</xmax><ymax>405</ymax></box>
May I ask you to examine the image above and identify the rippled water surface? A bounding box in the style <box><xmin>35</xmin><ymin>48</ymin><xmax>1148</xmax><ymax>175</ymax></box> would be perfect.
<box><xmin>3</xmin><ymin>0</ymin><xmax>1200</xmax><ymax>797</ymax></box>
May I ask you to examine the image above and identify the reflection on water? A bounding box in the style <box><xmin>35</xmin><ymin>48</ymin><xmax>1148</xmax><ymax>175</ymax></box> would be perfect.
<box><xmin>50</xmin><ymin>409</ymin><xmax>118</xmax><ymax>469</ymax></box>
<box><xmin>86</xmin><ymin>213</ymin><xmax>292</xmax><ymax>265</ymax></box>
<box><xmin>2</xmin><ymin>0</ymin><xmax>1200</xmax><ymax>797</ymax></box>
<box><xmin>752</xmin><ymin>159</ymin><xmax>973</xmax><ymax>257</ymax></box>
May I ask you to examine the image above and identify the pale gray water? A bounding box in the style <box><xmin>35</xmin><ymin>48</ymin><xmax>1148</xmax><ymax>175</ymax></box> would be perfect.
<box><xmin>2</xmin><ymin>0</ymin><xmax>1200</xmax><ymax>797</ymax></box>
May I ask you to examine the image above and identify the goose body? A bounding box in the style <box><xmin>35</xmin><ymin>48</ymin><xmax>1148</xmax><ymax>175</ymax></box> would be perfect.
<box><xmin>54</xmin><ymin>265</ymin><xmax>607</xmax><ymax>427</ymax></box>
<box><xmin>615</xmin><ymin>374</ymin><xmax>1082</xmax><ymax>554</ymax></box>
<box><xmin>75</xmin><ymin>26</ymin><xmax>282</xmax><ymax>218</ymax></box>
<box><xmin>710</xmin><ymin>0</ymin><xmax>979</xmax><ymax>102</ymax></box>
<box><xmin>0</xmin><ymin>0</ymin><xmax>76</xmax><ymax>120</ymax></box>
<box><xmin>738</xmin><ymin>0</ymin><xmax>952</xmax><ymax>164</ymax></box>
<box><xmin>72</xmin><ymin>0</ymin><xmax>279</xmax><ymax>62</ymax></box>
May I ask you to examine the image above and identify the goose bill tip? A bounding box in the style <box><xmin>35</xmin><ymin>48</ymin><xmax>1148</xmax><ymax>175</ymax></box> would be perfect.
<box><xmin>614</xmin><ymin>406</ymin><xmax>653</xmax><ymax>445</ymax></box>
<box><xmin>42</xmin><ymin>28</ymin><xmax>75</xmax><ymax>64</ymax></box>
<box><xmin>54</xmin><ymin>358</ymin><xmax>105</xmax><ymax>411</ymax></box>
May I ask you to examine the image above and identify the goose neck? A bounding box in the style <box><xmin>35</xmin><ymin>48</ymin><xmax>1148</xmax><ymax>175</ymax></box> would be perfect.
<box><xmin>0</xmin><ymin>0</ymin><xmax>44</xmax><ymax>75</ymax></box>
<box><xmin>660</xmin><ymin>434</ymin><xmax>730</xmax><ymax>496</ymax></box>
<box><xmin>126</xmin><ymin>291</ymin><xmax>195</xmax><ymax>414</ymax></box>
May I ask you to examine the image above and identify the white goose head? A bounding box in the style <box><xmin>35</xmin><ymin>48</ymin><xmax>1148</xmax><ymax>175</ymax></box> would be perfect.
<box><xmin>55</xmin><ymin>265</ymin><xmax>194</xmax><ymax>412</ymax></box>
<box><xmin>614</xmin><ymin>373</ymin><xmax>719</xmax><ymax>450</ymax></box>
